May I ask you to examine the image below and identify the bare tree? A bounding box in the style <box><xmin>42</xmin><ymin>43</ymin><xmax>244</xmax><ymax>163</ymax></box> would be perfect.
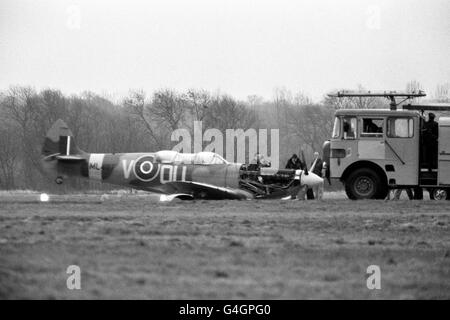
<box><xmin>273</xmin><ymin>87</ymin><xmax>292</xmax><ymax>128</ymax></box>
<box><xmin>124</xmin><ymin>90</ymin><xmax>164</xmax><ymax>149</ymax></box>
<box><xmin>406</xmin><ymin>80</ymin><xmax>423</xmax><ymax>93</ymax></box>
<box><xmin>40</xmin><ymin>89</ymin><xmax>67</xmax><ymax>127</ymax></box>
<box><xmin>293</xmin><ymin>91</ymin><xmax>312</xmax><ymax>106</ymax></box>
<box><xmin>0</xmin><ymin>120</ymin><xmax>20</xmax><ymax>189</ymax></box>
<box><xmin>434</xmin><ymin>83</ymin><xmax>450</xmax><ymax>103</ymax></box>
<box><xmin>186</xmin><ymin>89</ymin><xmax>211</xmax><ymax>122</ymax></box>
<box><xmin>204</xmin><ymin>94</ymin><xmax>258</xmax><ymax>131</ymax></box>
<box><xmin>151</xmin><ymin>89</ymin><xmax>186</xmax><ymax>131</ymax></box>
<box><xmin>0</xmin><ymin>86</ymin><xmax>47</xmax><ymax>187</ymax></box>
<box><xmin>287</xmin><ymin>104</ymin><xmax>334</xmax><ymax>153</ymax></box>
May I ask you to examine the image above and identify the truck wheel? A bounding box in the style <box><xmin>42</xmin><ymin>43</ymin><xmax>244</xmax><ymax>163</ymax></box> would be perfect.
<box><xmin>345</xmin><ymin>168</ymin><xmax>382</xmax><ymax>200</ymax></box>
<box><xmin>429</xmin><ymin>188</ymin><xmax>449</xmax><ymax>201</ymax></box>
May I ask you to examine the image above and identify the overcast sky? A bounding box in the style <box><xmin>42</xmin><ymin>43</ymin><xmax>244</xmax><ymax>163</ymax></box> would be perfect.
<box><xmin>1</xmin><ymin>0</ymin><xmax>449</xmax><ymax>102</ymax></box>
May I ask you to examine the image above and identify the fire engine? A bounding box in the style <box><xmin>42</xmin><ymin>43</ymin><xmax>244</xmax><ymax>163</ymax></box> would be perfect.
<box><xmin>322</xmin><ymin>90</ymin><xmax>450</xmax><ymax>200</ymax></box>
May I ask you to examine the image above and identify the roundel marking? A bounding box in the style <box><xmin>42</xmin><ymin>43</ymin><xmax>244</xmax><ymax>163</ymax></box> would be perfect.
<box><xmin>133</xmin><ymin>155</ymin><xmax>160</xmax><ymax>182</ymax></box>
<box><xmin>140</xmin><ymin>161</ymin><xmax>153</xmax><ymax>174</ymax></box>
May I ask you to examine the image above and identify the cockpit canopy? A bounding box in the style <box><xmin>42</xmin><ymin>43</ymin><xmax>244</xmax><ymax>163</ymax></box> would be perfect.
<box><xmin>155</xmin><ymin>150</ymin><xmax>229</xmax><ymax>165</ymax></box>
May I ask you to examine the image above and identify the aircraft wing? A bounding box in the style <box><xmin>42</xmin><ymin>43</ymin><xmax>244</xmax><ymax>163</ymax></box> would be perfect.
<box><xmin>163</xmin><ymin>181</ymin><xmax>252</xmax><ymax>200</ymax></box>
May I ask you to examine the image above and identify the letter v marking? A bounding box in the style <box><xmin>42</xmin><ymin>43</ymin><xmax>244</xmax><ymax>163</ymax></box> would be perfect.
<box><xmin>123</xmin><ymin>160</ymin><xmax>135</xmax><ymax>179</ymax></box>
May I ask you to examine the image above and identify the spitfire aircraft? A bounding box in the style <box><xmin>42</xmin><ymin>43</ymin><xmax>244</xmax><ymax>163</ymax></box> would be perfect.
<box><xmin>41</xmin><ymin>119</ymin><xmax>324</xmax><ymax>200</ymax></box>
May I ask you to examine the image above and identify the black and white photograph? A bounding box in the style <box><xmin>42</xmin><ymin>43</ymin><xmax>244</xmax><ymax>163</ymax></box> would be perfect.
<box><xmin>0</xmin><ymin>0</ymin><xmax>449</xmax><ymax>304</ymax></box>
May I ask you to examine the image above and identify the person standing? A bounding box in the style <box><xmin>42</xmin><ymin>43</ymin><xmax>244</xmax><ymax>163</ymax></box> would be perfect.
<box><xmin>311</xmin><ymin>152</ymin><xmax>323</xmax><ymax>176</ymax></box>
<box><xmin>285</xmin><ymin>154</ymin><xmax>303</xmax><ymax>170</ymax></box>
<box><xmin>422</xmin><ymin>113</ymin><xmax>439</xmax><ymax>172</ymax></box>
<box><xmin>285</xmin><ymin>154</ymin><xmax>304</xmax><ymax>200</ymax></box>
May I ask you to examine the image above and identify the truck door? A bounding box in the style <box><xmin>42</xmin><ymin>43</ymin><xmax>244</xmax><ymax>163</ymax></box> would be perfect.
<box><xmin>358</xmin><ymin>117</ymin><xmax>385</xmax><ymax>160</ymax></box>
<box><xmin>385</xmin><ymin>117</ymin><xmax>418</xmax><ymax>185</ymax></box>
<box><xmin>438</xmin><ymin>118</ymin><xmax>450</xmax><ymax>185</ymax></box>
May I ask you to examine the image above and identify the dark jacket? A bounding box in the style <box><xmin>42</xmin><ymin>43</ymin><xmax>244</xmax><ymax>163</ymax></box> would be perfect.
<box><xmin>423</xmin><ymin>120</ymin><xmax>438</xmax><ymax>143</ymax></box>
<box><xmin>311</xmin><ymin>158</ymin><xmax>323</xmax><ymax>177</ymax></box>
<box><xmin>286</xmin><ymin>157</ymin><xmax>304</xmax><ymax>170</ymax></box>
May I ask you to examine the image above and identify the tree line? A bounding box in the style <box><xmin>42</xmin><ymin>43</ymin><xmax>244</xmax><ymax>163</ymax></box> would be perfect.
<box><xmin>0</xmin><ymin>82</ymin><xmax>448</xmax><ymax>191</ymax></box>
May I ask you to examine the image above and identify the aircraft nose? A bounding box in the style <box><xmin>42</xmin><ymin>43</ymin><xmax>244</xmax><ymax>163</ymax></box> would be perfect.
<box><xmin>300</xmin><ymin>172</ymin><xmax>324</xmax><ymax>186</ymax></box>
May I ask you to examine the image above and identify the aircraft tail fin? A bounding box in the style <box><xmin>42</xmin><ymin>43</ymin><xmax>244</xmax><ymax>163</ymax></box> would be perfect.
<box><xmin>42</xmin><ymin>119</ymin><xmax>85</xmax><ymax>159</ymax></box>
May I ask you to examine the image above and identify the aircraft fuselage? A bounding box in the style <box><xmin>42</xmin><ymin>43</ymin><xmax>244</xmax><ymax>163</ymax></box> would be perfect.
<box><xmin>45</xmin><ymin>152</ymin><xmax>248</xmax><ymax>199</ymax></box>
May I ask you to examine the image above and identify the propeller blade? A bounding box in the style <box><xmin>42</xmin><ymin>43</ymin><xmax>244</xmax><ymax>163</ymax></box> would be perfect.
<box><xmin>310</xmin><ymin>158</ymin><xmax>317</xmax><ymax>173</ymax></box>
<box><xmin>301</xmin><ymin>150</ymin><xmax>308</xmax><ymax>175</ymax></box>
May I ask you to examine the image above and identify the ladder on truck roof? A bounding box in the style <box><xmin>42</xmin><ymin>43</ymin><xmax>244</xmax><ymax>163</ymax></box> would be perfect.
<box><xmin>403</xmin><ymin>104</ymin><xmax>450</xmax><ymax>113</ymax></box>
<box><xmin>328</xmin><ymin>90</ymin><xmax>427</xmax><ymax>110</ymax></box>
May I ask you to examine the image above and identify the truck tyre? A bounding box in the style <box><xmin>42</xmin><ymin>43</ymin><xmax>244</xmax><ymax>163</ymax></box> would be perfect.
<box><xmin>429</xmin><ymin>188</ymin><xmax>449</xmax><ymax>201</ymax></box>
<box><xmin>345</xmin><ymin>168</ymin><xmax>383</xmax><ymax>200</ymax></box>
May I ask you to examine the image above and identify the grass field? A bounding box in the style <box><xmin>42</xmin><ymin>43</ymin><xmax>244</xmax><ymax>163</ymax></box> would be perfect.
<box><xmin>0</xmin><ymin>192</ymin><xmax>449</xmax><ymax>299</ymax></box>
